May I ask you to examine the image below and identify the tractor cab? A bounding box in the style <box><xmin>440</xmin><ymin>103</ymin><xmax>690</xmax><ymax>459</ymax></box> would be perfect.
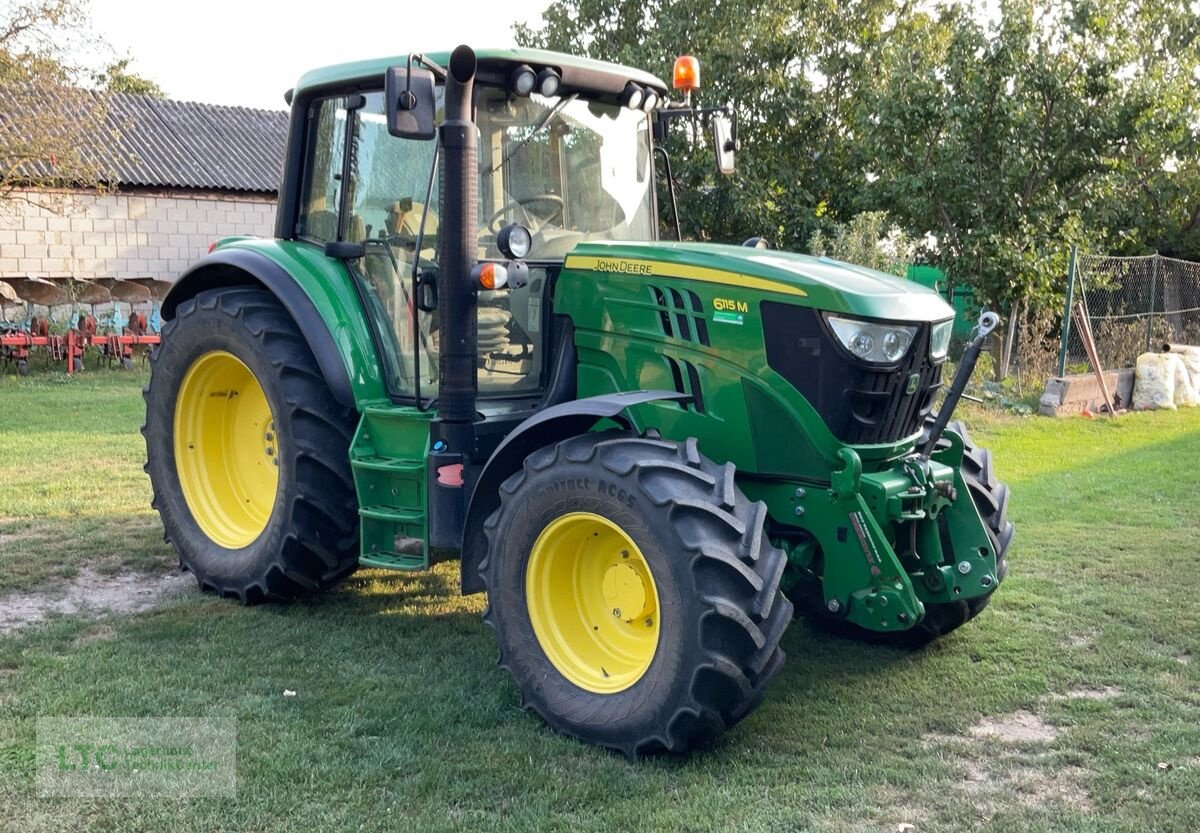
<box><xmin>288</xmin><ymin>52</ymin><xmax>668</xmax><ymax>406</ymax></box>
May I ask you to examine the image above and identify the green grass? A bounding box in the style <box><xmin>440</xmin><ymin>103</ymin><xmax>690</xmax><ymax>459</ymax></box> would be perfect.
<box><xmin>0</xmin><ymin>367</ymin><xmax>175</xmax><ymax>592</ymax></box>
<box><xmin>1</xmin><ymin>372</ymin><xmax>1199</xmax><ymax>832</ymax></box>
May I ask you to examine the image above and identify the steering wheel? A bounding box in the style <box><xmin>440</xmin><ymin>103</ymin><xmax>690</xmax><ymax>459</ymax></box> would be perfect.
<box><xmin>487</xmin><ymin>194</ymin><xmax>565</xmax><ymax>234</ymax></box>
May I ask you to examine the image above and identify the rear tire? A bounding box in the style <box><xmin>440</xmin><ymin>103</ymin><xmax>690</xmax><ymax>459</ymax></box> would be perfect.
<box><xmin>789</xmin><ymin>420</ymin><xmax>1012</xmax><ymax>647</ymax></box>
<box><xmin>142</xmin><ymin>287</ymin><xmax>359</xmax><ymax>603</ymax></box>
<box><xmin>481</xmin><ymin>432</ymin><xmax>792</xmax><ymax>756</ymax></box>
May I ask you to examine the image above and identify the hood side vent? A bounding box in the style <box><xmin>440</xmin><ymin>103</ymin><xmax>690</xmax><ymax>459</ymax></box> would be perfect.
<box><xmin>648</xmin><ymin>285</ymin><xmax>710</xmax><ymax>347</ymax></box>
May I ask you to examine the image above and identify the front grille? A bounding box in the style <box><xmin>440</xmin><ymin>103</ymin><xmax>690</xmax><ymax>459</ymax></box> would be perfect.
<box><xmin>761</xmin><ymin>302</ymin><xmax>944</xmax><ymax>444</ymax></box>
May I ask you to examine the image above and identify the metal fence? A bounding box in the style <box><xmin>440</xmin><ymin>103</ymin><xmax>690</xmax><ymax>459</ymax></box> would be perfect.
<box><xmin>1056</xmin><ymin>248</ymin><xmax>1200</xmax><ymax>376</ymax></box>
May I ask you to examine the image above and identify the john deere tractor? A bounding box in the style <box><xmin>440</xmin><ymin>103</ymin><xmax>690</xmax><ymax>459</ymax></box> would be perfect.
<box><xmin>143</xmin><ymin>46</ymin><xmax>1012</xmax><ymax>756</ymax></box>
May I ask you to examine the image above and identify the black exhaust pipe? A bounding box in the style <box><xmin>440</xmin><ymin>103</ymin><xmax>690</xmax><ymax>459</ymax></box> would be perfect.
<box><xmin>429</xmin><ymin>45</ymin><xmax>477</xmax><ymax>546</ymax></box>
<box><xmin>436</xmin><ymin>45</ymin><xmax>478</xmax><ymax>427</ymax></box>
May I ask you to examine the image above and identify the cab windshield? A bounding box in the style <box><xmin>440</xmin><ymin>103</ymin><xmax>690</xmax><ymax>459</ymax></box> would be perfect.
<box><xmin>475</xmin><ymin>89</ymin><xmax>655</xmax><ymax>258</ymax></box>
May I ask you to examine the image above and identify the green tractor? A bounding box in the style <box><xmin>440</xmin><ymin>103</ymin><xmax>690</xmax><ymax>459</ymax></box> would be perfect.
<box><xmin>143</xmin><ymin>46</ymin><xmax>1012</xmax><ymax>756</ymax></box>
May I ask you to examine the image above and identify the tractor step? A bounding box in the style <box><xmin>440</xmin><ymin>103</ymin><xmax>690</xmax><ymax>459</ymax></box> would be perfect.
<box><xmin>359</xmin><ymin>551</ymin><xmax>427</xmax><ymax>571</ymax></box>
<box><xmin>352</xmin><ymin>456</ymin><xmax>426</xmax><ymax>474</ymax></box>
<box><xmin>350</xmin><ymin>406</ymin><xmax>433</xmax><ymax>572</ymax></box>
<box><xmin>357</xmin><ymin>504</ymin><xmax>428</xmax><ymax>571</ymax></box>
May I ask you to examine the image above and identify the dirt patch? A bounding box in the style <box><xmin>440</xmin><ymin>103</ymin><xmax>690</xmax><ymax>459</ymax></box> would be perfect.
<box><xmin>1064</xmin><ymin>632</ymin><xmax>1095</xmax><ymax>650</ymax></box>
<box><xmin>1005</xmin><ymin>764</ymin><xmax>1092</xmax><ymax>812</ymax></box>
<box><xmin>73</xmin><ymin>623</ymin><xmax>118</xmax><ymax>646</ymax></box>
<box><xmin>969</xmin><ymin>710</ymin><xmax>1058</xmax><ymax>744</ymax></box>
<box><xmin>1065</xmin><ymin>686</ymin><xmax>1120</xmax><ymax>701</ymax></box>
<box><xmin>1043</xmin><ymin>686</ymin><xmax>1122</xmax><ymax>703</ymax></box>
<box><xmin>0</xmin><ymin>568</ymin><xmax>195</xmax><ymax>634</ymax></box>
<box><xmin>1178</xmin><ymin>652</ymin><xmax>1192</xmax><ymax>666</ymax></box>
<box><xmin>924</xmin><ymin>717</ymin><xmax>1090</xmax><ymax>813</ymax></box>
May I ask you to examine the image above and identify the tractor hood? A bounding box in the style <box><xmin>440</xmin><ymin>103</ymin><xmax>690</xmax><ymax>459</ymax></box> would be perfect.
<box><xmin>564</xmin><ymin>240</ymin><xmax>953</xmax><ymax>322</ymax></box>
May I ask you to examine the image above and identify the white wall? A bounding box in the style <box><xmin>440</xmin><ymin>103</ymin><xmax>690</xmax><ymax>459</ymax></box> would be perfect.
<box><xmin>0</xmin><ymin>189</ymin><xmax>277</xmax><ymax>282</ymax></box>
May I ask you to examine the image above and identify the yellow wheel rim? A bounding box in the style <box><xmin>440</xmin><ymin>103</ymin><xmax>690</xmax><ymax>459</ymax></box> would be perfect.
<box><xmin>173</xmin><ymin>350</ymin><xmax>279</xmax><ymax>549</ymax></box>
<box><xmin>525</xmin><ymin>512</ymin><xmax>661</xmax><ymax>694</ymax></box>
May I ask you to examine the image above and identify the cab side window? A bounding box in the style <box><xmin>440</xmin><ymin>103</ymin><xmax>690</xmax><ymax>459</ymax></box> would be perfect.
<box><xmin>297</xmin><ymin>98</ymin><xmax>348</xmax><ymax>242</ymax></box>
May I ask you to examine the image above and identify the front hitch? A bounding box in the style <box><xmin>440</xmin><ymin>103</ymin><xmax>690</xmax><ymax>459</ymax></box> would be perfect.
<box><xmin>921</xmin><ymin>311</ymin><xmax>1000</xmax><ymax>458</ymax></box>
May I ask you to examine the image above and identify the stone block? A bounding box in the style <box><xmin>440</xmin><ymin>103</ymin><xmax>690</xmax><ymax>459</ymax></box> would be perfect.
<box><xmin>1039</xmin><ymin>368</ymin><xmax>1136</xmax><ymax>416</ymax></box>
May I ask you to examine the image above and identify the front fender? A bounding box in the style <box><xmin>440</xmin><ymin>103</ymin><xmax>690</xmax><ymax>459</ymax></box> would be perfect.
<box><xmin>164</xmin><ymin>240</ymin><xmax>389</xmax><ymax>408</ymax></box>
<box><xmin>459</xmin><ymin>390</ymin><xmax>689</xmax><ymax>594</ymax></box>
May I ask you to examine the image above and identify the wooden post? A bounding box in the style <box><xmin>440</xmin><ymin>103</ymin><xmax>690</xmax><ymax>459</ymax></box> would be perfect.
<box><xmin>1056</xmin><ymin>246</ymin><xmax>1078</xmax><ymax>378</ymax></box>
<box><xmin>1073</xmin><ymin>301</ymin><xmax>1115</xmax><ymax>416</ymax></box>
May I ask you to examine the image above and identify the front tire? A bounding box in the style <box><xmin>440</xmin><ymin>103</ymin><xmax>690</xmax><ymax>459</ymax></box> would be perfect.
<box><xmin>142</xmin><ymin>288</ymin><xmax>359</xmax><ymax>603</ymax></box>
<box><xmin>481</xmin><ymin>432</ymin><xmax>792</xmax><ymax>756</ymax></box>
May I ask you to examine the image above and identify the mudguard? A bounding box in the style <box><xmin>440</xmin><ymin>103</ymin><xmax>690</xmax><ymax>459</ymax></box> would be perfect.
<box><xmin>459</xmin><ymin>390</ymin><xmax>690</xmax><ymax>594</ymax></box>
<box><xmin>163</xmin><ymin>247</ymin><xmax>357</xmax><ymax>408</ymax></box>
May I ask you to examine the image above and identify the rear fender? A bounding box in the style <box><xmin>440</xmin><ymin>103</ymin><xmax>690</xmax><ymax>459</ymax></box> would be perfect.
<box><xmin>164</xmin><ymin>243</ymin><xmax>386</xmax><ymax>409</ymax></box>
<box><xmin>459</xmin><ymin>390</ymin><xmax>689</xmax><ymax>594</ymax></box>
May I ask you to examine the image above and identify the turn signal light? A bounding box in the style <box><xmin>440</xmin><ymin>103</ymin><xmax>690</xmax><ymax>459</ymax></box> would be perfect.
<box><xmin>478</xmin><ymin>262</ymin><xmax>508</xmax><ymax>290</ymax></box>
<box><xmin>673</xmin><ymin>55</ymin><xmax>700</xmax><ymax>92</ymax></box>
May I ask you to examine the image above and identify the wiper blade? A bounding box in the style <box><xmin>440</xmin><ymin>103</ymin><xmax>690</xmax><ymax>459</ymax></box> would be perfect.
<box><xmin>491</xmin><ymin>94</ymin><xmax>576</xmax><ymax>174</ymax></box>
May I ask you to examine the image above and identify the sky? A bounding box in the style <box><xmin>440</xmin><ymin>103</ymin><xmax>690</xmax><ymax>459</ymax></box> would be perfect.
<box><xmin>86</xmin><ymin>0</ymin><xmax>551</xmax><ymax>110</ymax></box>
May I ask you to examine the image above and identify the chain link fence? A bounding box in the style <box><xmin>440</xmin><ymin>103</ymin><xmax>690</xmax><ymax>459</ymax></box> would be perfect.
<box><xmin>1057</xmin><ymin>249</ymin><xmax>1200</xmax><ymax>376</ymax></box>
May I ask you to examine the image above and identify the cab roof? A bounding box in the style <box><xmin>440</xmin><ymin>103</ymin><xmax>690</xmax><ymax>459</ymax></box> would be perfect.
<box><xmin>293</xmin><ymin>47</ymin><xmax>669</xmax><ymax>102</ymax></box>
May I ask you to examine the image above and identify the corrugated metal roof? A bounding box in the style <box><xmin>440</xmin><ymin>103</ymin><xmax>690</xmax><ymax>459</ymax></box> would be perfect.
<box><xmin>0</xmin><ymin>86</ymin><xmax>288</xmax><ymax>193</ymax></box>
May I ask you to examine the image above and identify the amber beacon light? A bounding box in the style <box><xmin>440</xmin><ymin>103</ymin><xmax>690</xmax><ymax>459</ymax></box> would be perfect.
<box><xmin>673</xmin><ymin>55</ymin><xmax>700</xmax><ymax>92</ymax></box>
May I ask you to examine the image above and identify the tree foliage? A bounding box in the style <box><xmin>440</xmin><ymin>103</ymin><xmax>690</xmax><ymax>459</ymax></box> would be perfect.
<box><xmin>860</xmin><ymin>0</ymin><xmax>1200</xmax><ymax>315</ymax></box>
<box><xmin>518</xmin><ymin>0</ymin><xmax>908</xmax><ymax>250</ymax></box>
<box><xmin>92</xmin><ymin>57</ymin><xmax>165</xmax><ymax>98</ymax></box>
<box><xmin>0</xmin><ymin>1</ymin><xmax>165</xmax><ymax>204</ymax></box>
<box><xmin>516</xmin><ymin>0</ymin><xmax>1200</xmax><ymax>318</ymax></box>
<box><xmin>808</xmin><ymin>211</ymin><xmax>913</xmax><ymax>276</ymax></box>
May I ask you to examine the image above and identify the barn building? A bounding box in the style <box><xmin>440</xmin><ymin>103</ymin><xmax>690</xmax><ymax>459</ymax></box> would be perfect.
<box><xmin>0</xmin><ymin>92</ymin><xmax>288</xmax><ymax>284</ymax></box>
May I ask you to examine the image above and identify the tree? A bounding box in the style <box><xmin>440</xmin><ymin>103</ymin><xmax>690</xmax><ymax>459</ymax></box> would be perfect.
<box><xmin>0</xmin><ymin>1</ymin><xmax>166</xmax><ymax>205</ymax></box>
<box><xmin>516</xmin><ymin>0</ymin><xmax>919</xmax><ymax>249</ymax></box>
<box><xmin>856</xmin><ymin>0</ymin><xmax>1200</xmax><ymax>376</ymax></box>
<box><xmin>0</xmin><ymin>1</ymin><xmax>105</xmax><ymax>202</ymax></box>
<box><xmin>518</xmin><ymin>0</ymin><xmax>1200</xmax><ymax>314</ymax></box>
<box><xmin>808</xmin><ymin>211</ymin><xmax>914</xmax><ymax>276</ymax></box>
<box><xmin>92</xmin><ymin>57</ymin><xmax>165</xmax><ymax>98</ymax></box>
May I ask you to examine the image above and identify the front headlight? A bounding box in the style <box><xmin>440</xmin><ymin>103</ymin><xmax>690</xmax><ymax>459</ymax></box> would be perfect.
<box><xmin>826</xmin><ymin>315</ymin><xmax>917</xmax><ymax>365</ymax></box>
<box><xmin>929</xmin><ymin>319</ymin><xmax>953</xmax><ymax>360</ymax></box>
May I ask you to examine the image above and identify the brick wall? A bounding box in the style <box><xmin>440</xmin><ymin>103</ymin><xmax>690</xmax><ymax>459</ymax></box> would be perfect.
<box><xmin>0</xmin><ymin>189</ymin><xmax>277</xmax><ymax>282</ymax></box>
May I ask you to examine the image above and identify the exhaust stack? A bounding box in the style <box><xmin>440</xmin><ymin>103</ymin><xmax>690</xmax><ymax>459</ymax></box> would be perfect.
<box><xmin>428</xmin><ymin>45</ymin><xmax>478</xmax><ymax>547</ymax></box>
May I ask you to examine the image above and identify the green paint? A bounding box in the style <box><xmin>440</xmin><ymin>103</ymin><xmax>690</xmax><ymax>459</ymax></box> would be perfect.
<box><xmin>212</xmin><ymin>237</ymin><xmax>390</xmax><ymax>407</ymax></box>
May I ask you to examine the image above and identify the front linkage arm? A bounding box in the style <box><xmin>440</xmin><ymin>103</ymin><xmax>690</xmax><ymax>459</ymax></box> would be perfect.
<box><xmin>921</xmin><ymin>311</ymin><xmax>1000</xmax><ymax>458</ymax></box>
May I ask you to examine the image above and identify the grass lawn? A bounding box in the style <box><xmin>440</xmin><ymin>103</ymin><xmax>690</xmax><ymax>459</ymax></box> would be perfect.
<box><xmin>1</xmin><ymin>368</ymin><xmax>1198</xmax><ymax>832</ymax></box>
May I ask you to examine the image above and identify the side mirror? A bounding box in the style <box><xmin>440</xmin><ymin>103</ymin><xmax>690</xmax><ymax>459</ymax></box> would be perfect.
<box><xmin>385</xmin><ymin>66</ymin><xmax>437</xmax><ymax>140</ymax></box>
<box><xmin>712</xmin><ymin>114</ymin><xmax>735</xmax><ymax>175</ymax></box>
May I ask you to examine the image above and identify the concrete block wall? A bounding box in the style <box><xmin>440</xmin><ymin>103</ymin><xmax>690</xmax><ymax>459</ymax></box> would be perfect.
<box><xmin>0</xmin><ymin>188</ymin><xmax>276</xmax><ymax>282</ymax></box>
